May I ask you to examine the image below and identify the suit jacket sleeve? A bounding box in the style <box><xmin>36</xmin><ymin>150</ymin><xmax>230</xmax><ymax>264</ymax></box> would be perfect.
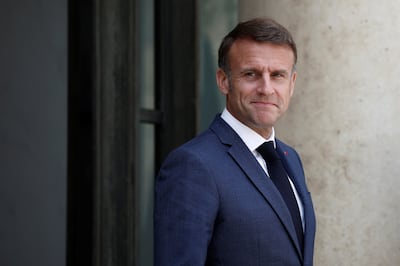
<box><xmin>154</xmin><ymin>146</ymin><xmax>219</xmax><ymax>266</ymax></box>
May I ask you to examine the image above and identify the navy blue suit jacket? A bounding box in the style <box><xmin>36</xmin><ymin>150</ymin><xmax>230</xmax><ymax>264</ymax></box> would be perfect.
<box><xmin>154</xmin><ymin>116</ymin><xmax>316</xmax><ymax>266</ymax></box>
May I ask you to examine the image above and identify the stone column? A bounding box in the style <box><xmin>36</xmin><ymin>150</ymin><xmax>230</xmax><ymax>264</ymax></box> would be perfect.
<box><xmin>240</xmin><ymin>1</ymin><xmax>400</xmax><ymax>265</ymax></box>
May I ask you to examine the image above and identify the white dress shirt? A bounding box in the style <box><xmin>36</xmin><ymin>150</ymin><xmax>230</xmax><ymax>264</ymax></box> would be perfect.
<box><xmin>220</xmin><ymin>108</ymin><xmax>305</xmax><ymax>230</ymax></box>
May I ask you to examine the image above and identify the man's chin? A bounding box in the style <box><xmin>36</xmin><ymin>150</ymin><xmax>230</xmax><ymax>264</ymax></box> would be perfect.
<box><xmin>253</xmin><ymin>114</ymin><xmax>278</xmax><ymax>126</ymax></box>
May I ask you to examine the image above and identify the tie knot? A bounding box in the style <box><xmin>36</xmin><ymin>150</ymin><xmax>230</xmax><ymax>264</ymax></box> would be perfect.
<box><xmin>257</xmin><ymin>141</ymin><xmax>280</xmax><ymax>162</ymax></box>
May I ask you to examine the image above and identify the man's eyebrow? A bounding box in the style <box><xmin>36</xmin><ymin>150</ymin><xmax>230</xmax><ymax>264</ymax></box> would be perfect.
<box><xmin>271</xmin><ymin>69</ymin><xmax>289</xmax><ymax>75</ymax></box>
<box><xmin>239</xmin><ymin>66</ymin><xmax>261</xmax><ymax>72</ymax></box>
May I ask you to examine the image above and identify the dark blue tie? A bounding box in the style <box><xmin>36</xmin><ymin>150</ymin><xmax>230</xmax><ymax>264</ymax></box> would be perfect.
<box><xmin>257</xmin><ymin>141</ymin><xmax>304</xmax><ymax>250</ymax></box>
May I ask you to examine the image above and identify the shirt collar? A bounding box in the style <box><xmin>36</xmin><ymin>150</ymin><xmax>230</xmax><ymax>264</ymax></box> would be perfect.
<box><xmin>221</xmin><ymin>108</ymin><xmax>276</xmax><ymax>152</ymax></box>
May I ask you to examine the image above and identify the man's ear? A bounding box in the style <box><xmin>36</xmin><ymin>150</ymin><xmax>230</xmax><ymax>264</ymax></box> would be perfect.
<box><xmin>216</xmin><ymin>68</ymin><xmax>229</xmax><ymax>95</ymax></box>
<box><xmin>289</xmin><ymin>71</ymin><xmax>297</xmax><ymax>97</ymax></box>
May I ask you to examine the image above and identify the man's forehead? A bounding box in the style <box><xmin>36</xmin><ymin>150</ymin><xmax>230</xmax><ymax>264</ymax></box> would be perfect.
<box><xmin>228</xmin><ymin>41</ymin><xmax>295</xmax><ymax>68</ymax></box>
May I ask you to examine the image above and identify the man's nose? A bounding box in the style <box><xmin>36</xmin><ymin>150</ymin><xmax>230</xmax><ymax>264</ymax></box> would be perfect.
<box><xmin>257</xmin><ymin>75</ymin><xmax>274</xmax><ymax>94</ymax></box>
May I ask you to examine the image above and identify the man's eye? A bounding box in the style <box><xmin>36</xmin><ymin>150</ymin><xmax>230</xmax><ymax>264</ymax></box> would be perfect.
<box><xmin>271</xmin><ymin>72</ymin><xmax>286</xmax><ymax>79</ymax></box>
<box><xmin>244</xmin><ymin>72</ymin><xmax>257</xmax><ymax>78</ymax></box>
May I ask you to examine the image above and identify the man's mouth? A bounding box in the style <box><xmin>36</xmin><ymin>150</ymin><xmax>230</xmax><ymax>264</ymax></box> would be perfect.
<box><xmin>251</xmin><ymin>100</ymin><xmax>277</xmax><ymax>107</ymax></box>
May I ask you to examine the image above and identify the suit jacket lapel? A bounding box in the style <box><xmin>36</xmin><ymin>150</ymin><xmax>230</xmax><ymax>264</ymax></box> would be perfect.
<box><xmin>211</xmin><ymin>117</ymin><xmax>303</xmax><ymax>260</ymax></box>
<box><xmin>276</xmin><ymin>142</ymin><xmax>304</xmax><ymax>198</ymax></box>
<box><xmin>277</xmin><ymin>141</ymin><xmax>316</xmax><ymax>265</ymax></box>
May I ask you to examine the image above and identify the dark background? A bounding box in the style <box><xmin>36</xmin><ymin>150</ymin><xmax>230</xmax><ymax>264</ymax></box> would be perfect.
<box><xmin>0</xmin><ymin>1</ymin><xmax>67</xmax><ymax>266</ymax></box>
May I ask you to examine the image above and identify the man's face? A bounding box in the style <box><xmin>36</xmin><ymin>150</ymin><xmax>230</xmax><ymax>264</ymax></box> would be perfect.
<box><xmin>216</xmin><ymin>38</ymin><xmax>297</xmax><ymax>138</ymax></box>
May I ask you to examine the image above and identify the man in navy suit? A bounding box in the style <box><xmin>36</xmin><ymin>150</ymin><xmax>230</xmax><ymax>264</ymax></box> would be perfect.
<box><xmin>154</xmin><ymin>18</ymin><xmax>316</xmax><ymax>266</ymax></box>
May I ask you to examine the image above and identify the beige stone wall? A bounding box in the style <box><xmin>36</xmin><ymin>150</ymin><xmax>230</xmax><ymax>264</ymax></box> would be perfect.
<box><xmin>239</xmin><ymin>1</ymin><xmax>400</xmax><ymax>265</ymax></box>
